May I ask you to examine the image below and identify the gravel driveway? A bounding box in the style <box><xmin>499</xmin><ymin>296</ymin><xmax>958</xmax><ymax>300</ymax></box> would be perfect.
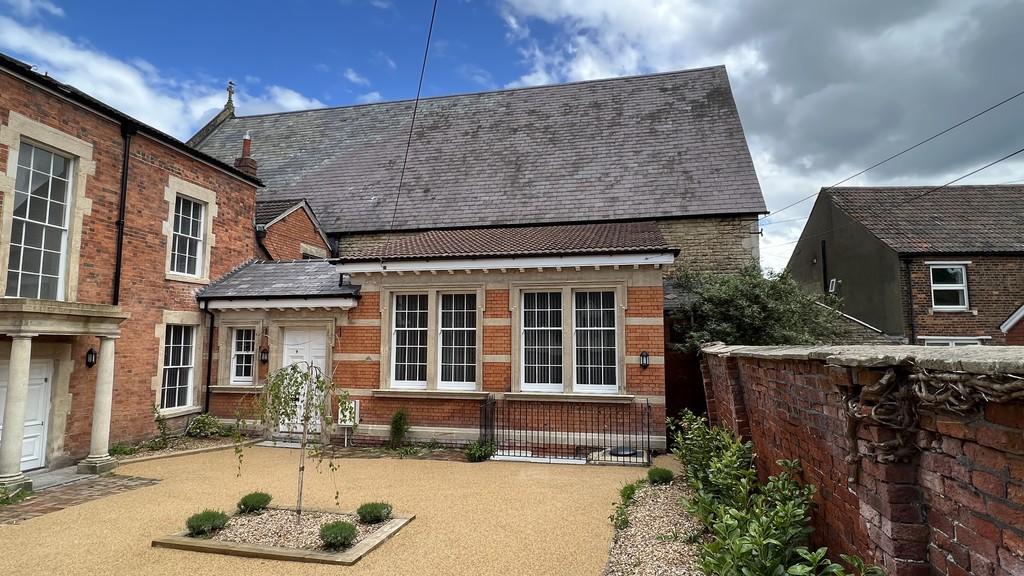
<box><xmin>0</xmin><ymin>446</ymin><xmax>673</xmax><ymax>576</ymax></box>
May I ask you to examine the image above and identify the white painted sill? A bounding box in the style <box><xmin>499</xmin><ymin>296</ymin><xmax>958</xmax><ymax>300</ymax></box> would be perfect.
<box><xmin>373</xmin><ymin>389</ymin><xmax>491</xmax><ymax>400</ymax></box>
<box><xmin>158</xmin><ymin>406</ymin><xmax>203</xmax><ymax>418</ymax></box>
<box><xmin>209</xmin><ymin>385</ymin><xmax>263</xmax><ymax>394</ymax></box>
<box><xmin>503</xmin><ymin>392</ymin><xmax>636</xmax><ymax>404</ymax></box>
<box><xmin>164</xmin><ymin>271</ymin><xmax>210</xmax><ymax>285</ymax></box>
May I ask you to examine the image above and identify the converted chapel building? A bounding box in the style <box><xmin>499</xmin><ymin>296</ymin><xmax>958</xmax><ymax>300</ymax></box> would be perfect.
<box><xmin>0</xmin><ymin>51</ymin><xmax>764</xmax><ymax>487</ymax></box>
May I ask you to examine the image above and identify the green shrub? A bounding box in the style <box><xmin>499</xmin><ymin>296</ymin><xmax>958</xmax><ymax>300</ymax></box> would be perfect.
<box><xmin>668</xmin><ymin>410</ymin><xmax>885</xmax><ymax>576</ymax></box>
<box><xmin>464</xmin><ymin>440</ymin><xmax>496</xmax><ymax>462</ymax></box>
<box><xmin>109</xmin><ymin>443</ymin><xmax>138</xmax><ymax>456</ymax></box>
<box><xmin>388</xmin><ymin>410</ymin><xmax>410</xmax><ymax>449</ymax></box>
<box><xmin>186</xmin><ymin>413</ymin><xmax>227</xmax><ymax>438</ymax></box>
<box><xmin>236</xmin><ymin>491</ymin><xmax>272</xmax><ymax>513</ymax></box>
<box><xmin>647</xmin><ymin>467</ymin><xmax>674</xmax><ymax>485</ymax></box>
<box><xmin>610</xmin><ymin>503</ymin><xmax>629</xmax><ymax>530</ymax></box>
<box><xmin>0</xmin><ymin>485</ymin><xmax>30</xmax><ymax>506</ymax></box>
<box><xmin>320</xmin><ymin>520</ymin><xmax>357</xmax><ymax>550</ymax></box>
<box><xmin>356</xmin><ymin>501</ymin><xmax>392</xmax><ymax>524</ymax></box>
<box><xmin>619</xmin><ymin>480</ymin><xmax>643</xmax><ymax>504</ymax></box>
<box><xmin>186</xmin><ymin>509</ymin><xmax>229</xmax><ymax>537</ymax></box>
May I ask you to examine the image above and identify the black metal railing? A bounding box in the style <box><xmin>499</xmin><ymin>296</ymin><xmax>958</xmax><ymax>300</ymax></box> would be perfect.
<box><xmin>479</xmin><ymin>396</ymin><xmax>651</xmax><ymax>465</ymax></box>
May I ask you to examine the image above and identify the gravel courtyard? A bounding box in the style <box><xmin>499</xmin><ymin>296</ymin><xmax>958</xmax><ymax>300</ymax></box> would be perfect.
<box><xmin>0</xmin><ymin>447</ymin><xmax>675</xmax><ymax>576</ymax></box>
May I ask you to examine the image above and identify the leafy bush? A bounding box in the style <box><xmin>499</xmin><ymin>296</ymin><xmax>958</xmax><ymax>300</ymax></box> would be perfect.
<box><xmin>320</xmin><ymin>520</ymin><xmax>357</xmax><ymax>550</ymax></box>
<box><xmin>670</xmin><ymin>263</ymin><xmax>847</xmax><ymax>350</ymax></box>
<box><xmin>464</xmin><ymin>440</ymin><xmax>496</xmax><ymax>462</ymax></box>
<box><xmin>236</xmin><ymin>491</ymin><xmax>272</xmax><ymax>513</ymax></box>
<box><xmin>619</xmin><ymin>480</ymin><xmax>642</xmax><ymax>504</ymax></box>
<box><xmin>388</xmin><ymin>410</ymin><xmax>410</xmax><ymax>449</ymax></box>
<box><xmin>186</xmin><ymin>413</ymin><xmax>227</xmax><ymax>438</ymax></box>
<box><xmin>109</xmin><ymin>443</ymin><xmax>138</xmax><ymax>456</ymax></box>
<box><xmin>669</xmin><ymin>410</ymin><xmax>885</xmax><ymax>575</ymax></box>
<box><xmin>0</xmin><ymin>485</ymin><xmax>30</xmax><ymax>506</ymax></box>
<box><xmin>186</xmin><ymin>509</ymin><xmax>229</xmax><ymax>537</ymax></box>
<box><xmin>647</xmin><ymin>466</ymin><xmax>674</xmax><ymax>485</ymax></box>
<box><xmin>356</xmin><ymin>501</ymin><xmax>392</xmax><ymax>524</ymax></box>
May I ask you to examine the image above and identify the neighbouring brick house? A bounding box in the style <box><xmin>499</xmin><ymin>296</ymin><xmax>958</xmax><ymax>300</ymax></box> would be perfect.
<box><xmin>0</xmin><ymin>54</ymin><xmax>325</xmax><ymax>491</ymax></box>
<box><xmin>190</xmin><ymin>66</ymin><xmax>766</xmax><ymax>453</ymax></box>
<box><xmin>788</xmin><ymin>186</ymin><xmax>1024</xmax><ymax>346</ymax></box>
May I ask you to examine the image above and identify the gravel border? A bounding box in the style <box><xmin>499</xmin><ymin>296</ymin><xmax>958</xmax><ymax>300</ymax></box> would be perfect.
<box><xmin>604</xmin><ymin>479</ymin><xmax>704</xmax><ymax>576</ymax></box>
<box><xmin>213</xmin><ymin>508</ymin><xmax>382</xmax><ymax>551</ymax></box>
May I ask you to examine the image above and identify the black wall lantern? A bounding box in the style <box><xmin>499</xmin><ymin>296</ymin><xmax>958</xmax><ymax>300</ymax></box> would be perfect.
<box><xmin>259</xmin><ymin>347</ymin><xmax>269</xmax><ymax>364</ymax></box>
<box><xmin>639</xmin><ymin>351</ymin><xmax>650</xmax><ymax>370</ymax></box>
<box><xmin>85</xmin><ymin>348</ymin><xmax>98</xmax><ymax>368</ymax></box>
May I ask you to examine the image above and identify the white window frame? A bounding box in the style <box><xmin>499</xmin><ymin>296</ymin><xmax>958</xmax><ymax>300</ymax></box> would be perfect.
<box><xmin>520</xmin><ymin>290</ymin><xmax>565</xmax><ymax>393</ymax></box>
<box><xmin>229</xmin><ymin>327</ymin><xmax>257</xmax><ymax>385</ymax></box>
<box><xmin>437</xmin><ymin>291</ymin><xmax>478</xmax><ymax>391</ymax></box>
<box><xmin>161</xmin><ymin>324</ymin><xmax>196</xmax><ymax>410</ymax></box>
<box><xmin>5</xmin><ymin>141</ymin><xmax>72</xmax><ymax>301</ymax></box>
<box><xmin>918</xmin><ymin>336</ymin><xmax>986</xmax><ymax>347</ymax></box>
<box><xmin>571</xmin><ymin>290</ymin><xmax>619</xmax><ymax>394</ymax></box>
<box><xmin>169</xmin><ymin>195</ymin><xmax>205</xmax><ymax>277</ymax></box>
<box><xmin>929</xmin><ymin>264</ymin><xmax>969</xmax><ymax>312</ymax></box>
<box><xmin>390</xmin><ymin>293</ymin><xmax>429</xmax><ymax>390</ymax></box>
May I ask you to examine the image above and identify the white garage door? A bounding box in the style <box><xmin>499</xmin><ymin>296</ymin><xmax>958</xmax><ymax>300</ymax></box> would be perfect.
<box><xmin>0</xmin><ymin>360</ymin><xmax>52</xmax><ymax>471</ymax></box>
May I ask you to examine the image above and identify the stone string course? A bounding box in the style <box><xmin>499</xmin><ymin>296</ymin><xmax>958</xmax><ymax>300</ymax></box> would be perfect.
<box><xmin>700</xmin><ymin>343</ymin><xmax>1024</xmax><ymax>576</ymax></box>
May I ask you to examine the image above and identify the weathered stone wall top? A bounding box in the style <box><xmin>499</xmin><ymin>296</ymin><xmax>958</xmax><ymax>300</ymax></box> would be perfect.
<box><xmin>702</xmin><ymin>343</ymin><xmax>1024</xmax><ymax>375</ymax></box>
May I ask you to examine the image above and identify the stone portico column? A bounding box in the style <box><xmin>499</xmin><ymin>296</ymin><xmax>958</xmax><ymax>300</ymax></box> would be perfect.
<box><xmin>77</xmin><ymin>336</ymin><xmax>118</xmax><ymax>474</ymax></box>
<box><xmin>0</xmin><ymin>334</ymin><xmax>35</xmax><ymax>492</ymax></box>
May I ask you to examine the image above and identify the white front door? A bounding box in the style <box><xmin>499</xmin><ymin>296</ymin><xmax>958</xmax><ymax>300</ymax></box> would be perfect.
<box><xmin>280</xmin><ymin>328</ymin><xmax>328</xmax><ymax>433</ymax></box>
<box><xmin>0</xmin><ymin>360</ymin><xmax>52</xmax><ymax>471</ymax></box>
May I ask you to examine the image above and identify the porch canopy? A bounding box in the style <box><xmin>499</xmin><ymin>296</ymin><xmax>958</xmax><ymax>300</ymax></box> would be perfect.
<box><xmin>0</xmin><ymin>299</ymin><xmax>129</xmax><ymax>490</ymax></box>
<box><xmin>197</xmin><ymin>260</ymin><xmax>360</xmax><ymax>310</ymax></box>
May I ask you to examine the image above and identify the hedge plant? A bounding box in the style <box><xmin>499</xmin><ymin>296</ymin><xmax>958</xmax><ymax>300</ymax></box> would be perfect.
<box><xmin>237</xmin><ymin>491</ymin><xmax>272</xmax><ymax>513</ymax></box>
<box><xmin>320</xmin><ymin>520</ymin><xmax>357</xmax><ymax>550</ymax></box>
<box><xmin>356</xmin><ymin>501</ymin><xmax>393</xmax><ymax>524</ymax></box>
<box><xmin>186</xmin><ymin>509</ymin><xmax>229</xmax><ymax>537</ymax></box>
<box><xmin>647</xmin><ymin>466</ymin><xmax>674</xmax><ymax>485</ymax></box>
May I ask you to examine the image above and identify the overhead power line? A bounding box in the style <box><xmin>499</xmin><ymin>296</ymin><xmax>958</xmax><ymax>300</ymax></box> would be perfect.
<box><xmin>740</xmin><ymin>85</ymin><xmax>1024</xmax><ymax>237</ymax></box>
<box><xmin>380</xmin><ymin>0</ymin><xmax>438</xmax><ymax>265</ymax></box>
<box><xmin>761</xmin><ymin>143</ymin><xmax>1024</xmax><ymax>250</ymax></box>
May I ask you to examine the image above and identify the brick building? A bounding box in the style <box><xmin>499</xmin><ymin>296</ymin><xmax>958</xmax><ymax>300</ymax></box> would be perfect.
<box><xmin>788</xmin><ymin>186</ymin><xmax>1024</xmax><ymax>346</ymax></box>
<box><xmin>191</xmin><ymin>66</ymin><xmax>766</xmax><ymax>452</ymax></box>
<box><xmin>0</xmin><ymin>54</ymin><xmax>324</xmax><ymax>491</ymax></box>
<box><xmin>0</xmin><ymin>55</ymin><xmax>765</xmax><ymax>482</ymax></box>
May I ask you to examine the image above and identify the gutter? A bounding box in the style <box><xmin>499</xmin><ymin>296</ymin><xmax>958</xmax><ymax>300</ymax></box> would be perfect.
<box><xmin>112</xmin><ymin>121</ymin><xmax>138</xmax><ymax>305</ymax></box>
<box><xmin>203</xmin><ymin>300</ymin><xmax>215</xmax><ymax>414</ymax></box>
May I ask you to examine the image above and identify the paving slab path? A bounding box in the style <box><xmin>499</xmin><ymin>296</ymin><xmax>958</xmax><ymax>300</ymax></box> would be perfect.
<box><xmin>0</xmin><ymin>446</ymin><xmax>673</xmax><ymax>576</ymax></box>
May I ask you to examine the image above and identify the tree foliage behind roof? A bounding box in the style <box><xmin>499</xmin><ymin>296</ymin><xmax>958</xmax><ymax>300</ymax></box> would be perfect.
<box><xmin>671</xmin><ymin>263</ymin><xmax>847</xmax><ymax>350</ymax></box>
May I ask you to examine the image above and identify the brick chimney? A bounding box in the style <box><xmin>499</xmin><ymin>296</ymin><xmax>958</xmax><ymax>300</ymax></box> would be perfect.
<box><xmin>233</xmin><ymin>130</ymin><xmax>258</xmax><ymax>177</ymax></box>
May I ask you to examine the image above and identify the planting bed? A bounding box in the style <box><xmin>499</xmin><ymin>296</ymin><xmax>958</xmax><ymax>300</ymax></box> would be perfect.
<box><xmin>152</xmin><ymin>506</ymin><xmax>414</xmax><ymax>565</ymax></box>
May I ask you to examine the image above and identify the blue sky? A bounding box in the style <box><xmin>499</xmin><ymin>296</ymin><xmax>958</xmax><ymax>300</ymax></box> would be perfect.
<box><xmin>2</xmin><ymin>0</ymin><xmax>1023</xmax><ymax>269</ymax></box>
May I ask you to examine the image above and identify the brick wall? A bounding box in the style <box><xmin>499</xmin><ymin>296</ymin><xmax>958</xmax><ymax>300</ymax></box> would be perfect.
<box><xmin>1007</xmin><ymin>322</ymin><xmax>1024</xmax><ymax>345</ymax></box>
<box><xmin>260</xmin><ymin>206</ymin><xmax>330</xmax><ymax>260</ymax></box>
<box><xmin>0</xmin><ymin>72</ymin><xmax>258</xmax><ymax>458</ymax></box>
<box><xmin>903</xmin><ymin>256</ymin><xmax>1024</xmax><ymax>344</ymax></box>
<box><xmin>701</xmin><ymin>344</ymin><xmax>1024</xmax><ymax>576</ymax></box>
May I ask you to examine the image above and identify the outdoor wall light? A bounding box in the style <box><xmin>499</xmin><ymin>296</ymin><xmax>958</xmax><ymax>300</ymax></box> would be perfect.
<box><xmin>85</xmin><ymin>347</ymin><xmax>98</xmax><ymax>368</ymax></box>
<box><xmin>640</xmin><ymin>351</ymin><xmax>650</xmax><ymax>370</ymax></box>
<box><xmin>260</xmin><ymin>347</ymin><xmax>269</xmax><ymax>364</ymax></box>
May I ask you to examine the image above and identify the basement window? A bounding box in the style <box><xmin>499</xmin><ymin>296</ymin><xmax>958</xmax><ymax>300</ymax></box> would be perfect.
<box><xmin>930</xmin><ymin>265</ymin><xmax>969</xmax><ymax>311</ymax></box>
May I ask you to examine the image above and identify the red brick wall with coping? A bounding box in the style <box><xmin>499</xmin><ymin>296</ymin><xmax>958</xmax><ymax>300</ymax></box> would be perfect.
<box><xmin>260</xmin><ymin>207</ymin><xmax>330</xmax><ymax>260</ymax></box>
<box><xmin>701</xmin><ymin>344</ymin><xmax>1024</xmax><ymax>576</ymax></box>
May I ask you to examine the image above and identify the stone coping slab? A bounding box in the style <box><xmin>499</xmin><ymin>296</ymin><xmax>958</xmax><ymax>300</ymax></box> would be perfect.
<box><xmin>701</xmin><ymin>343</ymin><xmax>1024</xmax><ymax>375</ymax></box>
<box><xmin>118</xmin><ymin>439</ymin><xmax>260</xmax><ymax>465</ymax></box>
<box><xmin>151</xmin><ymin>506</ymin><xmax>414</xmax><ymax>565</ymax></box>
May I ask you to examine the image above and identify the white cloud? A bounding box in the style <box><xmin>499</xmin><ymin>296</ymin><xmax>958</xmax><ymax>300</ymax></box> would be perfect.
<box><xmin>369</xmin><ymin>0</ymin><xmax>391</xmax><ymax>9</ymax></box>
<box><xmin>356</xmin><ymin>91</ymin><xmax>383</xmax><ymax>104</ymax></box>
<box><xmin>3</xmin><ymin>0</ymin><xmax>63</xmax><ymax>18</ymax></box>
<box><xmin>374</xmin><ymin>51</ymin><xmax>397</xmax><ymax>70</ymax></box>
<box><xmin>458</xmin><ymin>64</ymin><xmax>495</xmax><ymax>89</ymax></box>
<box><xmin>0</xmin><ymin>16</ymin><xmax>323</xmax><ymax>139</ymax></box>
<box><xmin>498</xmin><ymin>0</ymin><xmax>1024</xmax><ymax>271</ymax></box>
<box><xmin>344</xmin><ymin>67</ymin><xmax>371</xmax><ymax>86</ymax></box>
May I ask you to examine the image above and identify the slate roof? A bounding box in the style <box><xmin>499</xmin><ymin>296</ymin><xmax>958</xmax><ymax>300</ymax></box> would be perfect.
<box><xmin>194</xmin><ymin>66</ymin><xmax>765</xmax><ymax>235</ymax></box>
<box><xmin>255</xmin><ymin>198</ymin><xmax>306</xmax><ymax>225</ymax></box>
<box><xmin>829</xmin><ymin>186</ymin><xmax>1024</xmax><ymax>254</ymax></box>
<box><xmin>335</xmin><ymin>221</ymin><xmax>674</xmax><ymax>261</ymax></box>
<box><xmin>197</xmin><ymin>260</ymin><xmax>359</xmax><ymax>300</ymax></box>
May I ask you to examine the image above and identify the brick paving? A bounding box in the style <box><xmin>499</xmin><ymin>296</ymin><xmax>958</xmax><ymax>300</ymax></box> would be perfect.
<box><xmin>0</xmin><ymin>474</ymin><xmax>158</xmax><ymax>525</ymax></box>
